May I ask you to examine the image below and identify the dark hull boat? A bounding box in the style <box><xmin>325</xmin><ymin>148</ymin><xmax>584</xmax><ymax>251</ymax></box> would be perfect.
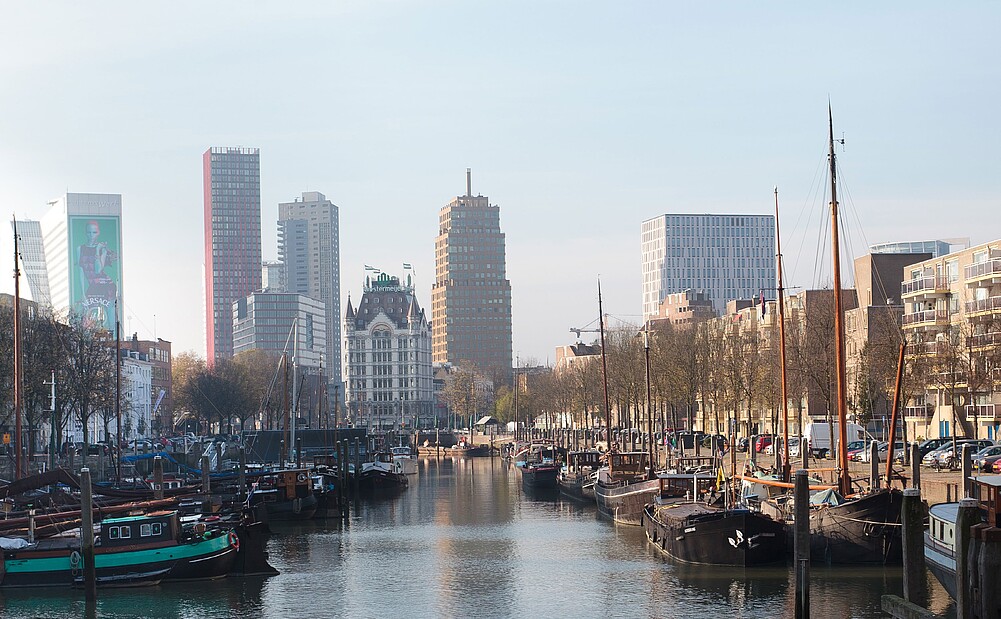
<box><xmin>807</xmin><ymin>488</ymin><xmax>903</xmax><ymax>564</ymax></box>
<box><xmin>357</xmin><ymin>459</ymin><xmax>408</xmax><ymax>494</ymax></box>
<box><xmin>451</xmin><ymin>444</ymin><xmax>492</xmax><ymax>457</ymax></box>
<box><xmin>558</xmin><ymin>450</ymin><xmax>601</xmax><ymax>502</ymax></box>
<box><xmin>1</xmin><ymin>511</ymin><xmax>238</xmax><ymax>588</ymax></box>
<box><xmin>521</xmin><ymin>463</ymin><xmax>559</xmax><ymax>490</ymax></box>
<box><xmin>642</xmin><ymin>503</ymin><xmax>786</xmax><ymax>567</ymax></box>
<box><xmin>247</xmin><ymin>470</ymin><xmax>318</xmax><ymax>521</ymax></box>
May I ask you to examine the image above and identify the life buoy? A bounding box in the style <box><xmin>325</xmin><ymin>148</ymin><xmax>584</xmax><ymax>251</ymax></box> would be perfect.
<box><xmin>297</xmin><ymin>473</ymin><xmax>307</xmax><ymax>483</ymax></box>
<box><xmin>228</xmin><ymin>530</ymin><xmax>240</xmax><ymax>551</ymax></box>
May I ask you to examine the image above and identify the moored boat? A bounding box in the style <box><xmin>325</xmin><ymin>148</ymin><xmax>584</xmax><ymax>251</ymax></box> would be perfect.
<box><xmin>0</xmin><ymin>510</ymin><xmax>238</xmax><ymax>588</ymax></box>
<box><xmin>391</xmin><ymin>446</ymin><xmax>419</xmax><ymax>474</ymax></box>
<box><xmin>521</xmin><ymin>461</ymin><xmax>559</xmax><ymax>490</ymax></box>
<box><xmin>595</xmin><ymin>451</ymin><xmax>658</xmax><ymax>525</ymax></box>
<box><xmin>357</xmin><ymin>453</ymin><xmax>409</xmax><ymax>493</ymax></box>
<box><xmin>558</xmin><ymin>450</ymin><xmax>602</xmax><ymax>502</ymax></box>
<box><xmin>925</xmin><ymin>501</ymin><xmax>959</xmax><ymax>599</ymax></box>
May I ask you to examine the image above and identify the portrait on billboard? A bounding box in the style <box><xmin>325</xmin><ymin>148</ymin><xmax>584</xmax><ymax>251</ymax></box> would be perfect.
<box><xmin>69</xmin><ymin>216</ymin><xmax>121</xmax><ymax>331</ymax></box>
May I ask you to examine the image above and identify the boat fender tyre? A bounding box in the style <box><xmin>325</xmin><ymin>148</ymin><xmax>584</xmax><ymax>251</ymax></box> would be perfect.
<box><xmin>293</xmin><ymin>498</ymin><xmax>302</xmax><ymax>514</ymax></box>
<box><xmin>69</xmin><ymin>550</ymin><xmax>82</xmax><ymax>572</ymax></box>
<box><xmin>228</xmin><ymin>531</ymin><xmax>240</xmax><ymax>551</ymax></box>
<box><xmin>297</xmin><ymin>473</ymin><xmax>307</xmax><ymax>482</ymax></box>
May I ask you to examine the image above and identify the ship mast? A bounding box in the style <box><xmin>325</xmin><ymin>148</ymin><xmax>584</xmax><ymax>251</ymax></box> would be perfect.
<box><xmin>12</xmin><ymin>218</ymin><xmax>24</xmax><ymax>480</ymax></box>
<box><xmin>828</xmin><ymin>106</ymin><xmax>852</xmax><ymax>497</ymax></box>
<box><xmin>774</xmin><ymin>188</ymin><xmax>792</xmax><ymax>483</ymax></box>
<box><xmin>597</xmin><ymin>279</ymin><xmax>613</xmax><ymax>453</ymax></box>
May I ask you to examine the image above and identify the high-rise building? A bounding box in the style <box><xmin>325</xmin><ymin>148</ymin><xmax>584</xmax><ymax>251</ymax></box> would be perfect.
<box><xmin>203</xmin><ymin>147</ymin><xmax>261</xmax><ymax>362</ymax></box>
<box><xmin>262</xmin><ymin>260</ymin><xmax>285</xmax><ymax>292</ymax></box>
<box><xmin>641</xmin><ymin>213</ymin><xmax>776</xmax><ymax>317</ymax></box>
<box><xmin>40</xmin><ymin>193</ymin><xmax>124</xmax><ymax>330</ymax></box>
<box><xmin>277</xmin><ymin>191</ymin><xmax>341</xmax><ymax>390</ymax></box>
<box><xmin>233</xmin><ymin>291</ymin><xmax>327</xmax><ymax>370</ymax></box>
<box><xmin>344</xmin><ymin>272</ymin><xmax>434</xmax><ymax>430</ymax></box>
<box><xmin>11</xmin><ymin>219</ymin><xmax>51</xmax><ymax>307</ymax></box>
<box><xmin>431</xmin><ymin>170</ymin><xmax>513</xmax><ymax>385</ymax></box>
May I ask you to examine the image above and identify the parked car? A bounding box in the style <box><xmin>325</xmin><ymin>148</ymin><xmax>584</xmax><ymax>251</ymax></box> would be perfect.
<box><xmin>972</xmin><ymin>445</ymin><xmax>1001</xmax><ymax>471</ymax></box>
<box><xmin>846</xmin><ymin>440</ymin><xmax>869</xmax><ymax>461</ymax></box>
<box><xmin>754</xmin><ymin>435</ymin><xmax>773</xmax><ymax>453</ymax></box>
<box><xmin>924</xmin><ymin>439</ymin><xmax>994</xmax><ymax>467</ymax></box>
<box><xmin>764</xmin><ymin>437</ymin><xmax>800</xmax><ymax>458</ymax></box>
<box><xmin>736</xmin><ymin>437</ymin><xmax>750</xmax><ymax>453</ymax></box>
<box><xmin>918</xmin><ymin>438</ymin><xmax>953</xmax><ymax>459</ymax></box>
<box><xmin>860</xmin><ymin>441</ymin><xmax>905</xmax><ymax>463</ymax></box>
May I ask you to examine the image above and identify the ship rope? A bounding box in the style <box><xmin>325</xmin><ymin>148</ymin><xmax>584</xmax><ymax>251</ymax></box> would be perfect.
<box><xmin>826</xmin><ymin>512</ymin><xmax>902</xmax><ymax>527</ymax></box>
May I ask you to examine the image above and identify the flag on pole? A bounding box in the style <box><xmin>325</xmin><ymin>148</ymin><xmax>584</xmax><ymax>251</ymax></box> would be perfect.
<box><xmin>403</xmin><ymin>263</ymin><xmax>413</xmax><ymax>269</ymax></box>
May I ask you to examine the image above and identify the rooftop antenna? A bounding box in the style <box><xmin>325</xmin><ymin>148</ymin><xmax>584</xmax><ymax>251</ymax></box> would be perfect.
<box><xmin>466</xmin><ymin>168</ymin><xmax>471</xmax><ymax>197</ymax></box>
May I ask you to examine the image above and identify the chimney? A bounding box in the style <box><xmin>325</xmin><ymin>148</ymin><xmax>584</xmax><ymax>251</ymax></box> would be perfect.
<box><xmin>466</xmin><ymin>168</ymin><xmax>471</xmax><ymax>196</ymax></box>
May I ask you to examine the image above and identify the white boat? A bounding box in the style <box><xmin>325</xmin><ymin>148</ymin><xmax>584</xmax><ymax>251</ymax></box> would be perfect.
<box><xmin>391</xmin><ymin>446</ymin><xmax>418</xmax><ymax>475</ymax></box>
<box><xmin>925</xmin><ymin>502</ymin><xmax>958</xmax><ymax>600</ymax></box>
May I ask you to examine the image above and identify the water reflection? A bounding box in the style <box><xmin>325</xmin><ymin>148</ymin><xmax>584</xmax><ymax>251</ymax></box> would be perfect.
<box><xmin>0</xmin><ymin>455</ymin><xmax>956</xmax><ymax>619</ymax></box>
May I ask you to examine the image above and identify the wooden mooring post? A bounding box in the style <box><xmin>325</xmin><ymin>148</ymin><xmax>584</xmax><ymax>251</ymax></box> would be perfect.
<box><xmin>794</xmin><ymin>469</ymin><xmax>810</xmax><ymax>619</ymax></box>
<box><xmin>901</xmin><ymin>488</ymin><xmax>926</xmax><ymax>606</ymax></box>
<box><xmin>955</xmin><ymin>497</ymin><xmax>979</xmax><ymax>619</ymax></box>
<box><xmin>153</xmin><ymin>455</ymin><xmax>164</xmax><ymax>500</ymax></box>
<box><xmin>238</xmin><ymin>447</ymin><xmax>247</xmax><ymax>503</ymax></box>
<box><xmin>910</xmin><ymin>443</ymin><xmax>920</xmax><ymax>492</ymax></box>
<box><xmin>80</xmin><ymin>467</ymin><xmax>97</xmax><ymax>601</ymax></box>
<box><xmin>961</xmin><ymin>444</ymin><xmax>973</xmax><ymax>498</ymax></box>
<box><xmin>201</xmin><ymin>455</ymin><xmax>211</xmax><ymax>512</ymax></box>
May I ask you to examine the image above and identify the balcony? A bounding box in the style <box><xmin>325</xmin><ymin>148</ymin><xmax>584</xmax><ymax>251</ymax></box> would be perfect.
<box><xmin>913</xmin><ymin>341</ymin><xmax>951</xmax><ymax>356</ymax></box>
<box><xmin>966</xmin><ymin>404</ymin><xmax>998</xmax><ymax>421</ymax></box>
<box><xmin>901</xmin><ymin>275</ymin><xmax>950</xmax><ymax>301</ymax></box>
<box><xmin>964</xmin><ymin>259</ymin><xmax>1001</xmax><ymax>285</ymax></box>
<box><xmin>965</xmin><ymin>296</ymin><xmax>1001</xmax><ymax>319</ymax></box>
<box><xmin>904</xmin><ymin>405</ymin><xmax>932</xmax><ymax>419</ymax></box>
<box><xmin>969</xmin><ymin>332</ymin><xmax>1001</xmax><ymax>349</ymax></box>
<box><xmin>901</xmin><ymin>309</ymin><xmax>950</xmax><ymax>330</ymax></box>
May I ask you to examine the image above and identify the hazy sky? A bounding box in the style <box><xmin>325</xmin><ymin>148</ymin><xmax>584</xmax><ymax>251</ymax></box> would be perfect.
<box><xmin>2</xmin><ymin>2</ymin><xmax>999</xmax><ymax>365</ymax></box>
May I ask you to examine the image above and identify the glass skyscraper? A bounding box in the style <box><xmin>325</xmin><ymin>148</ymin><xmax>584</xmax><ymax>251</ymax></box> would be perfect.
<box><xmin>641</xmin><ymin>213</ymin><xmax>776</xmax><ymax>318</ymax></box>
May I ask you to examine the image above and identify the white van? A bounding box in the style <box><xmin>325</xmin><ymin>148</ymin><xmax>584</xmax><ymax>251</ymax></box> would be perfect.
<box><xmin>802</xmin><ymin>422</ymin><xmax>867</xmax><ymax>458</ymax></box>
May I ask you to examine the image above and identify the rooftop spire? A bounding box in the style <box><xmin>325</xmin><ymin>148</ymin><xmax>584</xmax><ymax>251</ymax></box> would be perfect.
<box><xmin>466</xmin><ymin>168</ymin><xmax>471</xmax><ymax>196</ymax></box>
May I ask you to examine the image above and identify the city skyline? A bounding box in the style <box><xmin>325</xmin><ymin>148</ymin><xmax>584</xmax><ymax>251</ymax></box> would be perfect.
<box><xmin>1</xmin><ymin>3</ymin><xmax>999</xmax><ymax>365</ymax></box>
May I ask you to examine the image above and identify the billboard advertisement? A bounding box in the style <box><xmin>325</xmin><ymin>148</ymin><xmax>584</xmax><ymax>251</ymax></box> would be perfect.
<box><xmin>68</xmin><ymin>215</ymin><xmax>122</xmax><ymax>331</ymax></box>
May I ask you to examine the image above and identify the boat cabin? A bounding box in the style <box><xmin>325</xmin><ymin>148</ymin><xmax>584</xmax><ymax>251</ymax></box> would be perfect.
<box><xmin>566</xmin><ymin>451</ymin><xmax>603</xmax><ymax>472</ymax></box>
<box><xmin>654</xmin><ymin>472</ymin><xmax>716</xmax><ymax>501</ymax></box>
<box><xmin>99</xmin><ymin>511</ymin><xmax>179</xmax><ymax>548</ymax></box>
<box><xmin>608</xmin><ymin>452</ymin><xmax>650</xmax><ymax>482</ymax></box>
<box><xmin>974</xmin><ymin>474</ymin><xmax>1001</xmax><ymax>526</ymax></box>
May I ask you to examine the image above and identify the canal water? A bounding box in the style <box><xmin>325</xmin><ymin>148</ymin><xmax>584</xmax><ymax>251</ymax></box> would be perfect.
<box><xmin>0</xmin><ymin>456</ymin><xmax>955</xmax><ymax>618</ymax></box>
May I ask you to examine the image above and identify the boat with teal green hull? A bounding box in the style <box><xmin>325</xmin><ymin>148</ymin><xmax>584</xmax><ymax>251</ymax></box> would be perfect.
<box><xmin>1</xmin><ymin>511</ymin><xmax>238</xmax><ymax>588</ymax></box>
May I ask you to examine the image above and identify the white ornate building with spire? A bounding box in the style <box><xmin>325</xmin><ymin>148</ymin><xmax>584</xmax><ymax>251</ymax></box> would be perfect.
<box><xmin>343</xmin><ymin>271</ymin><xmax>434</xmax><ymax>431</ymax></box>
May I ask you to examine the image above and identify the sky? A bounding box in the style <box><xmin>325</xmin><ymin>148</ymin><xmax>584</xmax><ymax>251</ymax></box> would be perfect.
<box><xmin>1</xmin><ymin>2</ymin><xmax>999</xmax><ymax>365</ymax></box>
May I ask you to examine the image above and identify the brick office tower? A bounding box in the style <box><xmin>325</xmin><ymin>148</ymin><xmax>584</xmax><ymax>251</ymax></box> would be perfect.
<box><xmin>431</xmin><ymin>169</ymin><xmax>513</xmax><ymax>386</ymax></box>
<box><xmin>203</xmin><ymin>147</ymin><xmax>262</xmax><ymax>363</ymax></box>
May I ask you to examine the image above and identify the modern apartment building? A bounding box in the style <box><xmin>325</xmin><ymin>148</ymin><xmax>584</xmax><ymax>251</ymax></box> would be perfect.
<box><xmin>233</xmin><ymin>291</ymin><xmax>326</xmax><ymax>371</ymax></box>
<box><xmin>203</xmin><ymin>147</ymin><xmax>261</xmax><ymax>363</ymax></box>
<box><xmin>40</xmin><ymin>192</ymin><xmax>124</xmax><ymax>331</ymax></box>
<box><xmin>870</xmin><ymin>239</ymin><xmax>969</xmax><ymax>258</ymax></box>
<box><xmin>344</xmin><ymin>272</ymin><xmax>434</xmax><ymax>430</ymax></box>
<box><xmin>901</xmin><ymin>239</ymin><xmax>1001</xmax><ymax>441</ymax></box>
<box><xmin>641</xmin><ymin>213</ymin><xmax>775</xmax><ymax>318</ymax></box>
<box><xmin>277</xmin><ymin>191</ymin><xmax>341</xmax><ymax>390</ymax></box>
<box><xmin>431</xmin><ymin>170</ymin><xmax>513</xmax><ymax>386</ymax></box>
